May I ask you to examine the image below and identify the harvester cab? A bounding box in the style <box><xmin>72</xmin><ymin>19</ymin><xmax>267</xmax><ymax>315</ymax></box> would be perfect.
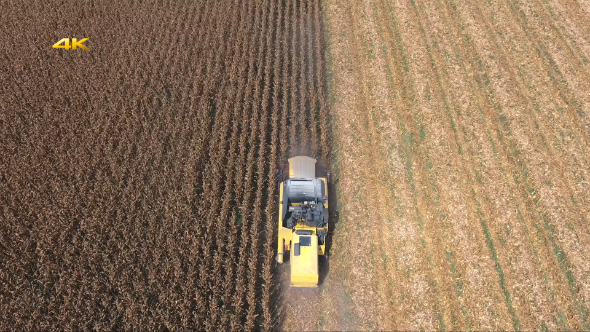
<box><xmin>276</xmin><ymin>156</ymin><xmax>329</xmax><ymax>287</ymax></box>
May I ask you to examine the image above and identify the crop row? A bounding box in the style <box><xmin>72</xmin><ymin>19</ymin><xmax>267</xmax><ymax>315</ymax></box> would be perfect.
<box><xmin>0</xmin><ymin>0</ymin><xmax>329</xmax><ymax>331</ymax></box>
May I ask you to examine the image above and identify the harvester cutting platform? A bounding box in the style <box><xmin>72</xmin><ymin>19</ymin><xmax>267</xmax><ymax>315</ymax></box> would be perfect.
<box><xmin>276</xmin><ymin>156</ymin><xmax>329</xmax><ymax>287</ymax></box>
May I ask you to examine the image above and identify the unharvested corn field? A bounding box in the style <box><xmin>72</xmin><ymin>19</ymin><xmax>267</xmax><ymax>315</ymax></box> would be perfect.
<box><xmin>0</xmin><ymin>0</ymin><xmax>328</xmax><ymax>330</ymax></box>
<box><xmin>2</xmin><ymin>0</ymin><xmax>590</xmax><ymax>331</ymax></box>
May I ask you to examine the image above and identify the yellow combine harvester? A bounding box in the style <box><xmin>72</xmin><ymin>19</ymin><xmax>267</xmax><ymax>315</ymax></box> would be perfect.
<box><xmin>276</xmin><ymin>156</ymin><xmax>329</xmax><ymax>287</ymax></box>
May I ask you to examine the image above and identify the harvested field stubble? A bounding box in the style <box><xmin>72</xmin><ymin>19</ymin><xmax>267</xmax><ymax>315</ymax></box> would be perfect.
<box><xmin>289</xmin><ymin>0</ymin><xmax>590</xmax><ymax>330</ymax></box>
<box><xmin>0</xmin><ymin>1</ymin><xmax>329</xmax><ymax>331</ymax></box>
